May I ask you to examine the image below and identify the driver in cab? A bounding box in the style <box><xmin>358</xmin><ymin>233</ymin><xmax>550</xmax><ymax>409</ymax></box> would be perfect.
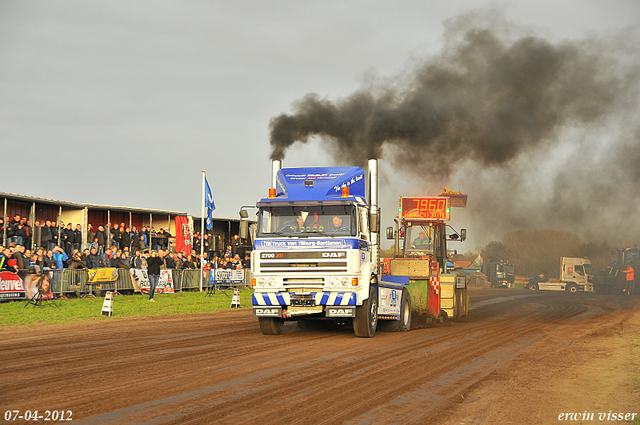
<box><xmin>413</xmin><ymin>231</ymin><xmax>430</xmax><ymax>248</ymax></box>
<box><xmin>330</xmin><ymin>216</ymin><xmax>350</xmax><ymax>233</ymax></box>
<box><xmin>293</xmin><ymin>214</ymin><xmax>307</xmax><ymax>233</ymax></box>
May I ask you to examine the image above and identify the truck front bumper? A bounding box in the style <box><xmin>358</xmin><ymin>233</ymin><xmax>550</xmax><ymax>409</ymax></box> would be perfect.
<box><xmin>252</xmin><ymin>291</ymin><xmax>358</xmax><ymax>318</ymax></box>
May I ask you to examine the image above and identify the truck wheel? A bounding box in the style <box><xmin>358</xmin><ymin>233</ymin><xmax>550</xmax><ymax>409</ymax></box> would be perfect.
<box><xmin>378</xmin><ymin>287</ymin><xmax>411</xmax><ymax>332</ymax></box>
<box><xmin>399</xmin><ymin>288</ymin><xmax>411</xmax><ymax>331</ymax></box>
<box><xmin>528</xmin><ymin>283</ymin><xmax>538</xmax><ymax>291</ymax></box>
<box><xmin>258</xmin><ymin>317</ymin><xmax>284</xmax><ymax>335</ymax></box>
<box><xmin>353</xmin><ymin>284</ymin><xmax>378</xmax><ymax>338</ymax></box>
<box><xmin>566</xmin><ymin>283</ymin><xmax>578</xmax><ymax>293</ymax></box>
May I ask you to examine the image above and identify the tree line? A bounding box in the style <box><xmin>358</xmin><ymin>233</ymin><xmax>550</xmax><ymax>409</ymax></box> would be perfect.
<box><xmin>478</xmin><ymin>230</ymin><xmax>635</xmax><ymax>279</ymax></box>
<box><xmin>382</xmin><ymin>229</ymin><xmax>636</xmax><ymax>279</ymax></box>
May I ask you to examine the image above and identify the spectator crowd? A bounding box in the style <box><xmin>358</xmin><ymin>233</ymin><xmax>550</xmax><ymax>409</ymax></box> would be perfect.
<box><xmin>0</xmin><ymin>214</ymin><xmax>250</xmax><ymax>274</ymax></box>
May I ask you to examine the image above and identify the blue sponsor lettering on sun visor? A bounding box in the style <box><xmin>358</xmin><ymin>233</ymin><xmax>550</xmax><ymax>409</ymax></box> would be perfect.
<box><xmin>254</xmin><ymin>238</ymin><xmax>361</xmax><ymax>250</ymax></box>
<box><xmin>261</xmin><ymin>166</ymin><xmax>366</xmax><ymax>202</ymax></box>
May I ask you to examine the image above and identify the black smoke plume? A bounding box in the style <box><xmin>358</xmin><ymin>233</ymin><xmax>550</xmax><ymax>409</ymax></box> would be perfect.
<box><xmin>269</xmin><ymin>14</ymin><xmax>640</xmax><ymax>246</ymax></box>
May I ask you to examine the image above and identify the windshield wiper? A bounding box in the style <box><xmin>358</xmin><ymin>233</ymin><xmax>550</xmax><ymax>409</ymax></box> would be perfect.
<box><xmin>260</xmin><ymin>231</ymin><xmax>287</xmax><ymax>236</ymax></box>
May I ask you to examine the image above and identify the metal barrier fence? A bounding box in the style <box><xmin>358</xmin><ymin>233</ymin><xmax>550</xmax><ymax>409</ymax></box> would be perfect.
<box><xmin>180</xmin><ymin>269</ymin><xmax>203</xmax><ymax>291</ymax></box>
<box><xmin>178</xmin><ymin>269</ymin><xmax>251</xmax><ymax>291</ymax></box>
<box><xmin>28</xmin><ymin>268</ymin><xmax>251</xmax><ymax>297</ymax></box>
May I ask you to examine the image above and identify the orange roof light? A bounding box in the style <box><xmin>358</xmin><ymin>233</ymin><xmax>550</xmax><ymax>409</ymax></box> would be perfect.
<box><xmin>341</xmin><ymin>186</ymin><xmax>349</xmax><ymax>197</ymax></box>
<box><xmin>268</xmin><ymin>188</ymin><xmax>276</xmax><ymax>198</ymax></box>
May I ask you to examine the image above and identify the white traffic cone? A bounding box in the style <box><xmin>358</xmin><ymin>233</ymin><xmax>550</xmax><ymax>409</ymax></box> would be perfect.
<box><xmin>231</xmin><ymin>289</ymin><xmax>241</xmax><ymax>308</ymax></box>
<box><xmin>101</xmin><ymin>291</ymin><xmax>114</xmax><ymax>316</ymax></box>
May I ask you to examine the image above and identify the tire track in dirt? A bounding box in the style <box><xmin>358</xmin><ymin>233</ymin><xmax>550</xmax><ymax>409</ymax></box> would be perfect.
<box><xmin>75</xmin><ymin>293</ymin><xmax>594</xmax><ymax>424</ymax></box>
<box><xmin>0</xmin><ymin>290</ymin><xmax>624</xmax><ymax>425</ymax></box>
<box><xmin>210</xmin><ymin>296</ymin><xmax>592</xmax><ymax>424</ymax></box>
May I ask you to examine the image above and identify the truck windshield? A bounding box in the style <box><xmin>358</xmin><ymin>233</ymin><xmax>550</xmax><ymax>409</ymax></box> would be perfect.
<box><xmin>624</xmin><ymin>249</ymin><xmax>640</xmax><ymax>264</ymax></box>
<box><xmin>583</xmin><ymin>263</ymin><xmax>594</xmax><ymax>276</ymax></box>
<box><xmin>257</xmin><ymin>205</ymin><xmax>355</xmax><ymax>237</ymax></box>
<box><xmin>404</xmin><ymin>225</ymin><xmax>434</xmax><ymax>255</ymax></box>
<box><xmin>504</xmin><ymin>264</ymin><xmax>515</xmax><ymax>276</ymax></box>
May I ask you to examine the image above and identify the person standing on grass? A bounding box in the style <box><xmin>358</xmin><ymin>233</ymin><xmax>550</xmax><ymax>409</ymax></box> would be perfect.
<box><xmin>146</xmin><ymin>250</ymin><xmax>163</xmax><ymax>302</ymax></box>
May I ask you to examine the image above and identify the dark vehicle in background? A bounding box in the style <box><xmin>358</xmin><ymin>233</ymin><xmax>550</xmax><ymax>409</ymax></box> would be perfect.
<box><xmin>482</xmin><ymin>258</ymin><xmax>515</xmax><ymax>288</ymax></box>
<box><xmin>593</xmin><ymin>248</ymin><xmax>640</xmax><ymax>294</ymax></box>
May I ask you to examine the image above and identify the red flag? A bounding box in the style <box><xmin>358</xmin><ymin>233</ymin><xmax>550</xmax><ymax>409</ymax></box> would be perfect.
<box><xmin>175</xmin><ymin>216</ymin><xmax>193</xmax><ymax>253</ymax></box>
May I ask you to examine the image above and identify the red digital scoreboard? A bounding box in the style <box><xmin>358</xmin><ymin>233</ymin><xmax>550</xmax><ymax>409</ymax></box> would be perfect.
<box><xmin>400</xmin><ymin>196</ymin><xmax>450</xmax><ymax>221</ymax></box>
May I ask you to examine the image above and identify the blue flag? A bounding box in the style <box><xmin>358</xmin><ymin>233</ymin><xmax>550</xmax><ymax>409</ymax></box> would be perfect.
<box><xmin>205</xmin><ymin>176</ymin><xmax>215</xmax><ymax>230</ymax></box>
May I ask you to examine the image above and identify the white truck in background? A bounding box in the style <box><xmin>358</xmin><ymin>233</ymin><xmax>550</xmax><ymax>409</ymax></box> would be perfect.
<box><xmin>526</xmin><ymin>257</ymin><xmax>594</xmax><ymax>293</ymax></box>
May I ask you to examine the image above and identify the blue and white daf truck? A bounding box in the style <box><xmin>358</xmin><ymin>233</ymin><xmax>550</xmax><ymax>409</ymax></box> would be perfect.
<box><xmin>248</xmin><ymin>159</ymin><xmax>411</xmax><ymax>337</ymax></box>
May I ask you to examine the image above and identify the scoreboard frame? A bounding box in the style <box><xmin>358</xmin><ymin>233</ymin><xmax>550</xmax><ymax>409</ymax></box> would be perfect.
<box><xmin>399</xmin><ymin>196</ymin><xmax>450</xmax><ymax>221</ymax></box>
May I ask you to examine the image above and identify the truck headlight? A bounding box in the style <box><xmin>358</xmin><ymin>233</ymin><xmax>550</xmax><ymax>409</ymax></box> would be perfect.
<box><xmin>330</xmin><ymin>277</ymin><xmax>340</xmax><ymax>287</ymax></box>
<box><xmin>268</xmin><ymin>277</ymin><xmax>277</xmax><ymax>287</ymax></box>
<box><xmin>257</xmin><ymin>277</ymin><xmax>267</xmax><ymax>287</ymax></box>
<box><xmin>341</xmin><ymin>277</ymin><xmax>350</xmax><ymax>287</ymax></box>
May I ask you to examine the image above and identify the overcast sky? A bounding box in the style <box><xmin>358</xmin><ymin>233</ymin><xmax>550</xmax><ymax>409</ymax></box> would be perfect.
<box><xmin>2</xmin><ymin>1</ymin><xmax>639</xmax><ymax>250</ymax></box>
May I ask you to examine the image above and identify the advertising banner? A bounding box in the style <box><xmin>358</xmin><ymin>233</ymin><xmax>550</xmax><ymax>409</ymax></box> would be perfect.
<box><xmin>129</xmin><ymin>269</ymin><xmax>149</xmax><ymax>292</ymax></box>
<box><xmin>0</xmin><ymin>271</ymin><xmax>54</xmax><ymax>301</ymax></box>
<box><xmin>87</xmin><ymin>268</ymin><xmax>118</xmax><ymax>283</ymax></box>
<box><xmin>130</xmin><ymin>269</ymin><xmax>175</xmax><ymax>294</ymax></box>
<box><xmin>175</xmin><ymin>216</ymin><xmax>193</xmax><ymax>254</ymax></box>
<box><xmin>210</xmin><ymin>268</ymin><xmax>244</xmax><ymax>284</ymax></box>
<box><xmin>0</xmin><ymin>271</ymin><xmax>26</xmax><ymax>300</ymax></box>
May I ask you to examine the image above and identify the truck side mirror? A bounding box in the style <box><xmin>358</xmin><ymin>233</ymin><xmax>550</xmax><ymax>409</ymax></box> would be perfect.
<box><xmin>240</xmin><ymin>221</ymin><xmax>248</xmax><ymax>240</ymax></box>
<box><xmin>239</xmin><ymin>208</ymin><xmax>249</xmax><ymax>239</ymax></box>
<box><xmin>460</xmin><ymin>229</ymin><xmax>467</xmax><ymax>242</ymax></box>
<box><xmin>369</xmin><ymin>209</ymin><xmax>380</xmax><ymax>233</ymax></box>
<box><xmin>386</xmin><ymin>227</ymin><xmax>394</xmax><ymax>239</ymax></box>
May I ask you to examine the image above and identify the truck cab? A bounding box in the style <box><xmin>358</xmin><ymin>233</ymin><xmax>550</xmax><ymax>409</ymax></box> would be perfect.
<box><xmin>482</xmin><ymin>259</ymin><xmax>515</xmax><ymax>288</ymax></box>
<box><xmin>527</xmin><ymin>257</ymin><xmax>594</xmax><ymax>292</ymax></box>
<box><xmin>250</xmin><ymin>159</ymin><xmax>409</xmax><ymax>337</ymax></box>
<box><xmin>398</xmin><ymin>223</ymin><xmax>448</xmax><ymax>270</ymax></box>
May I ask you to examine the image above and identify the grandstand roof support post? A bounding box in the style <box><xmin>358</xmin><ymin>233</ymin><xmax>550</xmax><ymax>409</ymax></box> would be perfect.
<box><xmin>57</xmin><ymin>206</ymin><xmax>62</xmax><ymax>248</ymax></box>
<box><xmin>82</xmin><ymin>207</ymin><xmax>89</xmax><ymax>251</ymax></box>
<box><xmin>30</xmin><ymin>202</ymin><xmax>36</xmax><ymax>251</ymax></box>
<box><xmin>167</xmin><ymin>214</ymin><xmax>171</xmax><ymax>252</ymax></box>
<box><xmin>3</xmin><ymin>197</ymin><xmax>6</xmax><ymax>243</ymax></box>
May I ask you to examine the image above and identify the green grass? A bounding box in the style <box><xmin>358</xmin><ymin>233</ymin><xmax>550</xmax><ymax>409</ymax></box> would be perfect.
<box><xmin>0</xmin><ymin>289</ymin><xmax>253</xmax><ymax>327</ymax></box>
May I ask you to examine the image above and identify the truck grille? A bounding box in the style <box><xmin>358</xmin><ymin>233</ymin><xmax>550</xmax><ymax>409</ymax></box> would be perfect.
<box><xmin>260</xmin><ymin>261</ymin><xmax>347</xmax><ymax>272</ymax></box>
<box><xmin>258</xmin><ymin>251</ymin><xmax>348</xmax><ymax>274</ymax></box>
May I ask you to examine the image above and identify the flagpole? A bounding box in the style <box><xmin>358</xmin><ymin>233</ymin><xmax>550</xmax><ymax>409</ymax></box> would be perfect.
<box><xmin>199</xmin><ymin>171</ymin><xmax>205</xmax><ymax>292</ymax></box>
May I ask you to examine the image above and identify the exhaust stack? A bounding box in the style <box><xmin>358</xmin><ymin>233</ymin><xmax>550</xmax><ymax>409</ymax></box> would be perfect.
<box><xmin>368</xmin><ymin>158</ymin><xmax>380</xmax><ymax>276</ymax></box>
<box><xmin>271</xmin><ymin>160</ymin><xmax>282</xmax><ymax>191</ymax></box>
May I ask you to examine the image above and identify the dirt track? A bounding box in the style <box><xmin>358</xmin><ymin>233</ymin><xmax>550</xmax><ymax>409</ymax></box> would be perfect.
<box><xmin>1</xmin><ymin>289</ymin><xmax>639</xmax><ymax>424</ymax></box>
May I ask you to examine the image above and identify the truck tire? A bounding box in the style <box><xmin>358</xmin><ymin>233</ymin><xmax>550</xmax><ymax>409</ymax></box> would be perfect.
<box><xmin>566</xmin><ymin>283</ymin><xmax>578</xmax><ymax>293</ymax></box>
<box><xmin>353</xmin><ymin>284</ymin><xmax>378</xmax><ymax>338</ymax></box>
<box><xmin>378</xmin><ymin>287</ymin><xmax>411</xmax><ymax>332</ymax></box>
<box><xmin>258</xmin><ymin>317</ymin><xmax>284</xmax><ymax>335</ymax></box>
<box><xmin>527</xmin><ymin>283</ymin><xmax>538</xmax><ymax>291</ymax></box>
